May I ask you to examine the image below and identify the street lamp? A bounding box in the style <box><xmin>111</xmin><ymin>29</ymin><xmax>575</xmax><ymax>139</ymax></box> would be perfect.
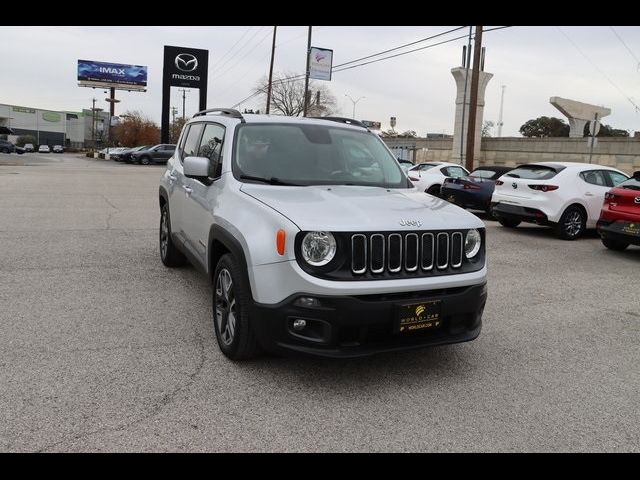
<box><xmin>344</xmin><ymin>94</ymin><xmax>365</xmax><ymax>119</ymax></box>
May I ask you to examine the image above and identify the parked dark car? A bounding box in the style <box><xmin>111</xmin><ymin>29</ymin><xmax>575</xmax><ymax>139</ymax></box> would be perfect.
<box><xmin>441</xmin><ymin>166</ymin><xmax>514</xmax><ymax>214</ymax></box>
<box><xmin>112</xmin><ymin>145</ymin><xmax>153</xmax><ymax>163</ymax></box>
<box><xmin>0</xmin><ymin>139</ymin><xmax>16</xmax><ymax>153</ymax></box>
<box><xmin>131</xmin><ymin>144</ymin><xmax>176</xmax><ymax>165</ymax></box>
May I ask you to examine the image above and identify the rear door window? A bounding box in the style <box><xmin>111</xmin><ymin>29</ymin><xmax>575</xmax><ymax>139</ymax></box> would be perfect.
<box><xmin>580</xmin><ymin>170</ymin><xmax>608</xmax><ymax>186</ymax></box>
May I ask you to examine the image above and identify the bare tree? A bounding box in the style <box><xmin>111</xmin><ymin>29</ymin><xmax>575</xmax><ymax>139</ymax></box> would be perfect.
<box><xmin>254</xmin><ymin>72</ymin><xmax>337</xmax><ymax>117</ymax></box>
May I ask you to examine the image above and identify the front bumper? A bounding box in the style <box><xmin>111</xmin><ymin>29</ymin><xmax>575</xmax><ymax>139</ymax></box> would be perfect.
<box><xmin>597</xmin><ymin>220</ymin><xmax>640</xmax><ymax>246</ymax></box>
<box><xmin>249</xmin><ymin>282</ymin><xmax>487</xmax><ymax>358</ymax></box>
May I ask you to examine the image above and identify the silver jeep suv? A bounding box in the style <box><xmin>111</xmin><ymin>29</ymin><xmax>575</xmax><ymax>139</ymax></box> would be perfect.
<box><xmin>159</xmin><ymin>109</ymin><xmax>487</xmax><ymax>360</ymax></box>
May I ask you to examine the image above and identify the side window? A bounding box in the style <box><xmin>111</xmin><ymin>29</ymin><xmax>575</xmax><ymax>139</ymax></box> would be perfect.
<box><xmin>181</xmin><ymin>123</ymin><xmax>204</xmax><ymax>162</ymax></box>
<box><xmin>580</xmin><ymin>170</ymin><xmax>607</xmax><ymax>186</ymax></box>
<box><xmin>198</xmin><ymin>123</ymin><xmax>226</xmax><ymax>178</ymax></box>
<box><xmin>178</xmin><ymin>126</ymin><xmax>190</xmax><ymax>159</ymax></box>
<box><xmin>607</xmin><ymin>171</ymin><xmax>629</xmax><ymax>186</ymax></box>
<box><xmin>445</xmin><ymin>166</ymin><xmax>467</xmax><ymax>178</ymax></box>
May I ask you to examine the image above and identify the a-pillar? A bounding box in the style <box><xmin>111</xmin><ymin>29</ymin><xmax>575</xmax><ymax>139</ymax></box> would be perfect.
<box><xmin>451</xmin><ymin>67</ymin><xmax>493</xmax><ymax>168</ymax></box>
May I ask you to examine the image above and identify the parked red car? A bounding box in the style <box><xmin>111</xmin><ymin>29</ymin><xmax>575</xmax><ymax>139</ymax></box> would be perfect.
<box><xmin>597</xmin><ymin>171</ymin><xmax>640</xmax><ymax>250</ymax></box>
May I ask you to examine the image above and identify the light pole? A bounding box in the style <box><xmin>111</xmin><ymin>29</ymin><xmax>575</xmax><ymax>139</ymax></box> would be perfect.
<box><xmin>344</xmin><ymin>94</ymin><xmax>365</xmax><ymax>119</ymax></box>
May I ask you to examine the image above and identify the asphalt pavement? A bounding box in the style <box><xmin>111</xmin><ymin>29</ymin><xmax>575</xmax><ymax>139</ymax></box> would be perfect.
<box><xmin>0</xmin><ymin>152</ymin><xmax>638</xmax><ymax>452</ymax></box>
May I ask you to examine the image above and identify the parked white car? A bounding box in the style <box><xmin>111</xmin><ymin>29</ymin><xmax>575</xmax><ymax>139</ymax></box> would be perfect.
<box><xmin>491</xmin><ymin>162</ymin><xmax>629</xmax><ymax>240</ymax></box>
<box><xmin>38</xmin><ymin>145</ymin><xmax>50</xmax><ymax>153</ymax></box>
<box><xmin>408</xmin><ymin>162</ymin><xmax>470</xmax><ymax>196</ymax></box>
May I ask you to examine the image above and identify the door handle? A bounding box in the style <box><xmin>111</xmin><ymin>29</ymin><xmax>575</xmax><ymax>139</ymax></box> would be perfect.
<box><xmin>168</xmin><ymin>173</ymin><xmax>177</xmax><ymax>182</ymax></box>
<box><xmin>585</xmin><ymin>192</ymin><xmax>594</xmax><ymax>196</ymax></box>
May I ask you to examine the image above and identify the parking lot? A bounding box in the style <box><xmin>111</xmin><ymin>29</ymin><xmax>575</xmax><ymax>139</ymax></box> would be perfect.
<box><xmin>0</xmin><ymin>152</ymin><xmax>638</xmax><ymax>452</ymax></box>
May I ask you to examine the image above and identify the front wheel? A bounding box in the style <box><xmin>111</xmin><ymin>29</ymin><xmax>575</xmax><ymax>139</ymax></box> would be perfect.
<box><xmin>426</xmin><ymin>184</ymin><xmax>441</xmax><ymax>198</ymax></box>
<box><xmin>139</xmin><ymin>156</ymin><xmax>151</xmax><ymax>165</ymax></box>
<box><xmin>602</xmin><ymin>237</ymin><xmax>629</xmax><ymax>251</ymax></box>
<box><xmin>498</xmin><ymin>217</ymin><xmax>521</xmax><ymax>228</ymax></box>
<box><xmin>556</xmin><ymin>206</ymin><xmax>586</xmax><ymax>240</ymax></box>
<box><xmin>213</xmin><ymin>254</ymin><xmax>260</xmax><ymax>361</ymax></box>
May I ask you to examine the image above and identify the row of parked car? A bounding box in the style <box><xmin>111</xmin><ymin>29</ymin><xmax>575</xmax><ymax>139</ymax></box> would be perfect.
<box><xmin>406</xmin><ymin>160</ymin><xmax>640</xmax><ymax>251</ymax></box>
<box><xmin>0</xmin><ymin>140</ymin><xmax>64</xmax><ymax>154</ymax></box>
<box><xmin>105</xmin><ymin>144</ymin><xmax>177</xmax><ymax>165</ymax></box>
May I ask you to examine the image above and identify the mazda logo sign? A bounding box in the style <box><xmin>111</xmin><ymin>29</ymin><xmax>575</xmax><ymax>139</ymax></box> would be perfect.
<box><xmin>175</xmin><ymin>53</ymin><xmax>198</xmax><ymax>72</ymax></box>
<box><xmin>635</xmin><ymin>196</ymin><xmax>640</xmax><ymax>204</ymax></box>
<box><xmin>512</xmin><ymin>182</ymin><xmax>518</xmax><ymax>189</ymax></box>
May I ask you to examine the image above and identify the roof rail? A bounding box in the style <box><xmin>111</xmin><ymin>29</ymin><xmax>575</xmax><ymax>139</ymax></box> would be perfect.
<box><xmin>192</xmin><ymin>108</ymin><xmax>245</xmax><ymax>122</ymax></box>
<box><xmin>310</xmin><ymin>116</ymin><xmax>367</xmax><ymax>129</ymax></box>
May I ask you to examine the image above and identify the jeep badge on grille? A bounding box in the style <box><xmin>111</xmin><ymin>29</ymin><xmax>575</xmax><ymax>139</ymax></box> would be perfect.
<box><xmin>399</xmin><ymin>219</ymin><xmax>422</xmax><ymax>227</ymax></box>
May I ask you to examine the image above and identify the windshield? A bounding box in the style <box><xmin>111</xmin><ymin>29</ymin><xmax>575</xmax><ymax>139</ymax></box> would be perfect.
<box><xmin>233</xmin><ymin>123</ymin><xmax>407</xmax><ymax>188</ymax></box>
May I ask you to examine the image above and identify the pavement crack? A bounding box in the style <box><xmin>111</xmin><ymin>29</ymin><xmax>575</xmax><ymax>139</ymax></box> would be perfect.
<box><xmin>102</xmin><ymin>195</ymin><xmax>120</xmax><ymax>230</ymax></box>
<box><xmin>35</xmin><ymin>330</ymin><xmax>206</xmax><ymax>452</ymax></box>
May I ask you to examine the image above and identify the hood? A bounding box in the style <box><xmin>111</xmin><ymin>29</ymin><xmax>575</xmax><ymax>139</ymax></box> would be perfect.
<box><xmin>240</xmin><ymin>184</ymin><xmax>485</xmax><ymax>232</ymax></box>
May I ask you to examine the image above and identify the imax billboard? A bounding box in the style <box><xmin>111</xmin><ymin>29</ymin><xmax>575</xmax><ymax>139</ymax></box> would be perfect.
<box><xmin>77</xmin><ymin>60</ymin><xmax>147</xmax><ymax>90</ymax></box>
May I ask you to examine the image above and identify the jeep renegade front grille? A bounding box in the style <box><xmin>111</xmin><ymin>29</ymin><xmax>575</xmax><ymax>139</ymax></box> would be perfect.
<box><xmin>351</xmin><ymin>232</ymin><xmax>465</xmax><ymax>275</ymax></box>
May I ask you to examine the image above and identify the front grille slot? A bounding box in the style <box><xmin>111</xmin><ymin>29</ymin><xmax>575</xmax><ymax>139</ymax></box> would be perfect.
<box><xmin>436</xmin><ymin>233</ymin><xmax>449</xmax><ymax>269</ymax></box>
<box><xmin>351</xmin><ymin>230</ymin><xmax>469</xmax><ymax>276</ymax></box>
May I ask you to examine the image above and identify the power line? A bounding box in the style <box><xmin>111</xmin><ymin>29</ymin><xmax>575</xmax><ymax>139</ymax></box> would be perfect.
<box><xmin>334</xmin><ymin>26</ymin><xmax>466</xmax><ymax>68</ymax></box>
<box><xmin>215</xmin><ymin>26</ymin><xmax>265</xmax><ymax>73</ymax></box>
<box><xmin>556</xmin><ymin>26</ymin><xmax>640</xmax><ymax>113</ymax></box>
<box><xmin>609</xmin><ymin>26</ymin><xmax>640</xmax><ymax>69</ymax></box>
<box><xmin>215</xmin><ymin>26</ymin><xmax>255</xmax><ymax>66</ymax></box>
<box><xmin>212</xmin><ymin>28</ymin><xmax>272</xmax><ymax>81</ymax></box>
<box><xmin>333</xmin><ymin>33</ymin><xmax>471</xmax><ymax>73</ymax></box>
<box><xmin>230</xmin><ymin>26</ymin><xmax>509</xmax><ymax>108</ymax></box>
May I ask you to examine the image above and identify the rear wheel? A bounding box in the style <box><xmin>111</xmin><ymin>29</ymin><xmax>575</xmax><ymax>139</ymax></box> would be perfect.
<box><xmin>213</xmin><ymin>254</ymin><xmax>260</xmax><ymax>360</ymax></box>
<box><xmin>498</xmin><ymin>217</ymin><xmax>521</xmax><ymax>228</ymax></box>
<box><xmin>140</xmin><ymin>156</ymin><xmax>151</xmax><ymax>165</ymax></box>
<box><xmin>159</xmin><ymin>203</ymin><xmax>186</xmax><ymax>267</ymax></box>
<box><xmin>602</xmin><ymin>237</ymin><xmax>629</xmax><ymax>251</ymax></box>
<box><xmin>556</xmin><ymin>206</ymin><xmax>586</xmax><ymax>240</ymax></box>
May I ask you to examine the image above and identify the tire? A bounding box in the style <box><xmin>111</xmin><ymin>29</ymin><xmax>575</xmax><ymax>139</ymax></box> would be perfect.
<box><xmin>556</xmin><ymin>205</ymin><xmax>586</xmax><ymax>240</ymax></box>
<box><xmin>213</xmin><ymin>253</ymin><xmax>260</xmax><ymax>361</ymax></box>
<box><xmin>1</xmin><ymin>148</ymin><xmax>8</xmax><ymax>153</ymax></box>
<box><xmin>159</xmin><ymin>203</ymin><xmax>186</xmax><ymax>267</ymax></box>
<box><xmin>140</xmin><ymin>156</ymin><xmax>151</xmax><ymax>165</ymax></box>
<box><xmin>498</xmin><ymin>217</ymin><xmax>521</xmax><ymax>228</ymax></box>
<box><xmin>426</xmin><ymin>184</ymin><xmax>441</xmax><ymax>198</ymax></box>
<box><xmin>602</xmin><ymin>237</ymin><xmax>629</xmax><ymax>251</ymax></box>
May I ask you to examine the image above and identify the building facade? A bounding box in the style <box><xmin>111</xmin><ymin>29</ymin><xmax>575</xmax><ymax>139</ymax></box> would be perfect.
<box><xmin>0</xmin><ymin>103</ymin><xmax>110</xmax><ymax>148</ymax></box>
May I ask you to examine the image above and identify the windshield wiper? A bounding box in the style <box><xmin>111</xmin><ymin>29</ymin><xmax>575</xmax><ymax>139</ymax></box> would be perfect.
<box><xmin>622</xmin><ymin>185</ymin><xmax>640</xmax><ymax>191</ymax></box>
<box><xmin>239</xmin><ymin>175</ymin><xmax>301</xmax><ymax>186</ymax></box>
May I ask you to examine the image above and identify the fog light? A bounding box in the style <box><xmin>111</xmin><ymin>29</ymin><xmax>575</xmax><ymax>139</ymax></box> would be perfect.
<box><xmin>292</xmin><ymin>319</ymin><xmax>307</xmax><ymax>331</ymax></box>
<box><xmin>295</xmin><ymin>296</ymin><xmax>321</xmax><ymax>308</ymax></box>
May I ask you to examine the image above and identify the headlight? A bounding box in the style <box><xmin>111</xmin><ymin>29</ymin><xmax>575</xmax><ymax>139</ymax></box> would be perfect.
<box><xmin>301</xmin><ymin>231</ymin><xmax>336</xmax><ymax>266</ymax></box>
<box><xmin>464</xmin><ymin>229</ymin><xmax>481</xmax><ymax>259</ymax></box>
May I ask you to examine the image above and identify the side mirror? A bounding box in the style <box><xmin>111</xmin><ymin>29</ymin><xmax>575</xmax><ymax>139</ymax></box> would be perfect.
<box><xmin>184</xmin><ymin>156</ymin><xmax>211</xmax><ymax>180</ymax></box>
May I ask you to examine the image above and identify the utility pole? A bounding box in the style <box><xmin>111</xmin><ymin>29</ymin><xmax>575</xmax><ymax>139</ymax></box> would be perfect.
<box><xmin>178</xmin><ymin>88</ymin><xmax>190</xmax><ymax>120</ymax></box>
<box><xmin>497</xmin><ymin>85</ymin><xmax>506</xmax><ymax>137</ymax></box>
<box><xmin>91</xmin><ymin>98</ymin><xmax>96</xmax><ymax>147</ymax></box>
<box><xmin>171</xmin><ymin>106</ymin><xmax>178</xmax><ymax>124</ymax></box>
<box><xmin>266</xmin><ymin>26</ymin><xmax>277</xmax><ymax>114</ymax></box>
<box><xmin>465</xmin><ymin>25</ymin><xmax>483</xmax><ymax>172</ymax></box>
<box><xmin>303</xmin><ymin>26</ymin><xmax>313</xmax><ymax>117</ymax></box>
<box><xmin>459</xmin><ymin>27</ymin><xmax>473</xmax><ymax>165</ymax></box>
<box><xmin>588</xmin><ymin>112</ymin><xmax>599</xmax><ymax>164</ymax></box>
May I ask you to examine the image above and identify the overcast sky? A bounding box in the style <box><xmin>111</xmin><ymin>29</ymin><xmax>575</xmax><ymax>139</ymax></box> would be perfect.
<box><xmin>1</xmin><ymin>26</ymin><xmax>639</xmax><ymax>136</ymax></box>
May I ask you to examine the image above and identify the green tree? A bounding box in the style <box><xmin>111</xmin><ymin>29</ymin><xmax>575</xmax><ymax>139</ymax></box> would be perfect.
<box><xmin>15</xmin><ymin>135</ymin><xmax>36</xmax><ymax>147</ymax></box>
<box><xmin>582</xmin><ymin>123</ymin><xmax>629</xmax><ymax>137</ymax></box>
<box><xmin>519</xmin><ymin>116</ymin><xmax>569</xmax><ymax>137</ymax></box>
